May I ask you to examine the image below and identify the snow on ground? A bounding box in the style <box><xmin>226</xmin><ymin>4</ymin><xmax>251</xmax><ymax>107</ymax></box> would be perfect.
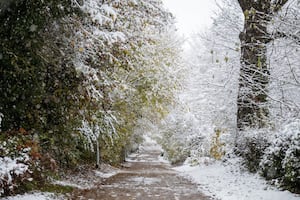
<box><xmin>5</xmin><ymin>136</ymin><xmax>298</xmax><ymax>200</ymax></box>
<box><xmin>52</xmin><ymin>180</ymin><xmax>91</xmax><ymax>190</ymax></box>
<box><xmin>1</xmin><ymin>192</ymin><xmax>63</xmax><ymax>200</ymax></box>
<box><xmin>1</xmin><ymin>164</ymin><xmax>120</xmax><ymax>199</ymax></box>
<box><xmin>52</xmin><ymin>163</ymin><xmax>119</xmax><ymax>190</ymax></box>
<box><xmin>52</xmin><ymin>169</ymin><xmax>118</xmax><ymax>190</ymax></box>
<box><xmin>174</xmin><ymin>158</ymin><xmax>300</xmax><ymax>200</ymax></box>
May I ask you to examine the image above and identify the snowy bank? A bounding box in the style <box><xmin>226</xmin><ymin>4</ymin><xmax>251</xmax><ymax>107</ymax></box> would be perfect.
<box><xmin>174</xmin><ymin>159</ymin><xmax>300</xmax><ymax>200</ymax></box>
<box><xmin>52</xmin><ymin>163</ymin><xmax>119</xmax><ymax>190</ymax></box>
<box><xmin>1</xmin><ymin>192</ymin><xmax>62</xmax><ymax>200</ymax></box>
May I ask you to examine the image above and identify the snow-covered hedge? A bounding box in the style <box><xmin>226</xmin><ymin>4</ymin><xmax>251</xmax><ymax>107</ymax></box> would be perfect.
<box><xmin>260</xmin><ymin>121</ymin><xmax>300</xmax><ymax>193</ymax></box>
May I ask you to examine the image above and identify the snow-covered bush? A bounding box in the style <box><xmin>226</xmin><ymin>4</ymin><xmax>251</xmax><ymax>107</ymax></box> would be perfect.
<box><xmin>158</xmin><ymin>109</ymin><xmax>204</xmax><ymax>164</ymax></box>
<box><xmin>235</xmin><ymin>129</ymin><xmax>270</xmax><ymax>172</ymax></box>
<box><xmin>0</xmin><ymin>132</ymin><xmax>32</xmax><ymax>196</ymax></box>
<box><xmin>160</xmin><ymin>132</ymin><xmax>190</xmax><ymax>165</ymax></box>
<box><xmin>0</xmin><ymin>129</ymin><xmax>60</xmax><ymax>197</ymax></box>
<box><xmin>260</xmin><ymin>121</ymin><xmax>300</xmax><ymax>193</ymax></box>
<box><xmin>0</xmin><ymin>156</ymin><xmax>30</xmax><ymax>196</ymax></box>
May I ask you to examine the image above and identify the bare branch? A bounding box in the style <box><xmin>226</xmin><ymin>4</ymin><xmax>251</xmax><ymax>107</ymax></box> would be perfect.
<box><xmin>272</xmin><ymin>31</ymin><xmax>300</xmax><ymax>45</ymax></box>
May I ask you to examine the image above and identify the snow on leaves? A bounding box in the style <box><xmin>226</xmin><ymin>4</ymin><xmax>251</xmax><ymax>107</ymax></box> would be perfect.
<box><xmin>0</xmin><ymin>140</ymin><xmax>31</xmax><ymax>196</ymax></box>
<box><xmin>68</xmin><ymin>0</ymin><xmax>179</xmax><ymax>154</ymax></box>
<box><xmin>260</xmin><ymin>120</ymin><xmax>300</xmax><ymax>192</ymax></box>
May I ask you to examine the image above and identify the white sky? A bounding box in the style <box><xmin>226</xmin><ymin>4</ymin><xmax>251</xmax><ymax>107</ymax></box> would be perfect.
<box><xmin>162</xmin><ymin>0</ymin><xmax>217</xmax><ymax>36</ymax></box>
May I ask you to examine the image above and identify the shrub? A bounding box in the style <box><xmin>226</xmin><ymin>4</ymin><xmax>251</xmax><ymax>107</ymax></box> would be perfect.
<box><xmin>100</xmin><ymin>134</ymin><xmax>128</xmax><ymax>166</ymax></box>
<box><xmin>161</xmin><ymin>138</ymin><xmax>190</xmax><ymax>165</ymax></box>
<box><xmin>235</xmin><ymin>129</ymin><xmax>270</xmax><ymax>172</ymax></box>
<box><xmin>0</xmin><ymin>130</ymin><xmax>58</xmax><ymax>197</ymax></box>
<box><xmin>260</xmin><ymin>121</ymin><xmax>300</xmax><ymax>193</ymax></box>
<box><xmin>158</xmin><ymin>110</ymin><xmax>207</xmax><ymax>165</ymax></box>
<box><xmin>0</xmin><ymin>130</ymin><xmax>35</xmax><ymax>196</ymax></box>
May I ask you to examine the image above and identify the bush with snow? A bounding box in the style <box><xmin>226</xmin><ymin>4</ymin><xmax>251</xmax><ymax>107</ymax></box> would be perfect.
<box><xmin>260</xmin><ymin>120</ymin><xmax>300</xmax><ymax>193</ymax></box>
<box><xmin>235</xmin><ymin>129</ymin><xmax>270</xmax><ymax>173</ymax></box>
<box><xmin>0</xmin><ymin>136</ymin><xmax>31</xmax><ymax>196</ymax></box>
<box><xmin>158</xmin><ymin>110</ymin><xmax>206</xmax><ymax>164</ymax></box>
<box><xmin>0</xmin><ymin>129</ymin><xmax>58</xmax><ymax>197</ymax></box>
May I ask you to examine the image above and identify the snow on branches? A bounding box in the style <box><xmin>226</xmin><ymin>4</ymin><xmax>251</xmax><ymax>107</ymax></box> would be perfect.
<box><xmin>68</xmin><ymin>0</ymin><xmax>180</xmax><ymax>160</ymax></box>
<box><xmin>0</xmin><ymin>139</ymin><xmax>31</xmax><ymax>196</ymax></box>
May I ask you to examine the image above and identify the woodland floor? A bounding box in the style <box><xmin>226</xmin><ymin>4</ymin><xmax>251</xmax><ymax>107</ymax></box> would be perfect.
<box><xmin>70</xmin><ymin>141</ymin><xmax>213</xmax><ymax>200</ymax></box>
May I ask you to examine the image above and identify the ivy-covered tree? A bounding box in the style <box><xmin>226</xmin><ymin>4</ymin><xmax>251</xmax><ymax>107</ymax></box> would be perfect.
<box><xmin>237</xmin><ymin>0</ymin><xmax>289</xmax><ymax>130</ymax></box>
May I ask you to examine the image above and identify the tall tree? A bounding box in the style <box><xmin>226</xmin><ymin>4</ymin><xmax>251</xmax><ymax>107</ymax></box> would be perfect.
<box><xmin>237</xmin><ymin>0</ymin><xmax>289</xmax><ymax>130</ymax></box>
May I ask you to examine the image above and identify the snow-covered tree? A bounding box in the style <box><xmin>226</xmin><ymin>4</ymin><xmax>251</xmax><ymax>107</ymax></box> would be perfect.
<box><xmin>168</xmin><ymin>0</ymin><xmax>243</xmax><ymax>161</ymax></box>
<box><xmin>237</xmin><ymin>0</ymin><xmax>290</xmax><ymax>130</ymax></box>
<box><xmin>69</xmin><ymin>0</ymin><xmax>181</xmax><ymax>164</ymax></box>
<box><xmin>0</xmin><ymin>0</ymin><xmax>182</xmax><ymax>195</ymax></box>
<box><xmin>267</xmin><ymin>1</ymin><xmax>300</xmax><ymax>124</ymax></box>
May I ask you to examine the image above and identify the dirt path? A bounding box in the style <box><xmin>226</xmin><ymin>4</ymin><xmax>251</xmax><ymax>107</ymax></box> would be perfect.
<box><xmin>71</xmin><ymin>139</ymin><xmax>213</xmax><ymax>200</ymax></box>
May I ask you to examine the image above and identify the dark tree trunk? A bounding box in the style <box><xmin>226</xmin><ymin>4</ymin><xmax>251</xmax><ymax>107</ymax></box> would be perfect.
<box><xmin>237</xmin><ymin>0</ymin><xmax>288</xmax><ymax>130</ymax></box>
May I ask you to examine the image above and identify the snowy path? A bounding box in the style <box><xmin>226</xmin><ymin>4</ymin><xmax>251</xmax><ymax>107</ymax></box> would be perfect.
<box><xmin>175</xmin><ymin>159</ymin><xmax>300</xmax><ymax>200</ymax></box>
<box><xmin>71</xmin><ymin>137</ymin><xmax>213</xmax><ymax>200</ymax></box>
<box><xmin>4</xmin><ymin>137</ymin><xmax>298</xmax><ymax>200</ymax></box>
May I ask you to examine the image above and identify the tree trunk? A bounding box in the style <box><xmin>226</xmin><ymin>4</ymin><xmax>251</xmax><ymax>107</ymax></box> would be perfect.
<box><xmin>237</xmin><ymin>7</ymin><xmax>270</xmax><ymax>130</ymax></box>
<box><xmin>237</xmin><ymin>0</ymin><xmax>288</xmax><ymax>130</ymax></box>
<box><xmin>96</xmin><ymin>140</ymin><xmax>100</xmax><ymax>168</ymax></box>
